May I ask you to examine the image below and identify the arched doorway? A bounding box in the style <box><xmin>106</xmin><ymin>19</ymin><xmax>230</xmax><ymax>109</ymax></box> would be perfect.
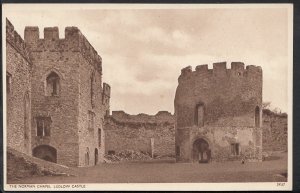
<box><xmin>95</xmin><ymin>148</ymin><xmax>98</xmax><ymax>165</ymax></box>
<box><xmin>32</xmin><ymin>145</ymin><xmax>57</xmax><ymax>163</ymax></box>
<box><xmin>192</xmin><ymin>138</ymin><xmax>211</xmax><ymax>163</ymax></box>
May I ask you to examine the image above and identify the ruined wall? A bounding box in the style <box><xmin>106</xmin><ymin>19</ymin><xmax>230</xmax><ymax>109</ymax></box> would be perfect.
<box><xmin>262</xmin><ymin>109</ymin><xmax>288</xmax><ymax>151</ymax></box>
<box><xmin>105</xmin><ymin>111</ymin><xmax>175</xmax><ymax>157</ymax></box>
<box><xmin>175</xmin><ymin>62</ymin><xmax>263</xmax><ymax>162</ymax></box>
<box><xmin>6</xmin><ymin>19</ymin><xmax>32</xmax><ymax>154</ymax></box>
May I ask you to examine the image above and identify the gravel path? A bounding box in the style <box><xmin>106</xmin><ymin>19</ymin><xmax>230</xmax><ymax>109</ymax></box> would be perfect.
<box><xmin>9</xmin><ymin>152</ymin><xmax>287</xmax><ymax>183</ymax></box>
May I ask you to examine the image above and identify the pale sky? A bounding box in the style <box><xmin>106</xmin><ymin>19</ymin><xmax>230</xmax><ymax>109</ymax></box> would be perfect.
<box><xmin>4</xmin><ymin>4</ymin><xmax>292</xmax><ymax>114</ymax></box>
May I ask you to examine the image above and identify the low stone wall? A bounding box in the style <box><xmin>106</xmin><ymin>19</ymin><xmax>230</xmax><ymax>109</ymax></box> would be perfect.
<box><xmin>104</xmin><ymin>111</ymin><xmax>175</xmax><ymax>157</ymax></box>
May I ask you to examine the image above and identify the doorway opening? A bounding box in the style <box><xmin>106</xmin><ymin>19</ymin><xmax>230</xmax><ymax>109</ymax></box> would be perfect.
<box><xmin>192</xmin><ymin>138</ymin><xmax>211</xmax><ymax>163</ymax></box>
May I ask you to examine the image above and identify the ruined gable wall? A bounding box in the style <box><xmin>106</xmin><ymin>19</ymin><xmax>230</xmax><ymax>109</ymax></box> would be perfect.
<box><xmin>262</xmin><ymin>110</ymin><xmax>288</xmax><ymax>151</ymax></box>
<box><xmin>6</xmin><ymin>19</ymin><xmax>32</xmax><ymax>154</ymax></box>
<box><xmin>25</xmin><ymin>26</ymin><xmax>82</xmax><ymax>167</ymax></box>
<box><xmin>105</xmin><ymin>111</ymin><xmax>175</xmax><ymax>157</ymax></box>
<box><xmin>175</xmin><ymin>62</ymin><xmax>262</xmax><ymax>128</ymax></box>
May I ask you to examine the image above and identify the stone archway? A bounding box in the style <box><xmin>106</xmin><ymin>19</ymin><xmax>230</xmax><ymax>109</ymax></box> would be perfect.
<box><xmin>192</xmin><ymin>138</ymin><xmax>211</xmax><ymax>163</ymax></box>
<box><xmin>32</xmin><ymin>145</ymin><xmax>57</xmax><ymax>163</ymax></box>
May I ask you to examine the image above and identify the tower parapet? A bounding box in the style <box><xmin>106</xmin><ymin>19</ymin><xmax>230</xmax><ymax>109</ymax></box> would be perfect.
<box><xmin>24</xmin><ymin>26</ymin><xmax>102</xmax><ymax>73</ymax></box>
<box><xmin>6</xmin><ymin>19</ymin><xmax>31</xmax><ymax>63</ymax></box>
<box><xmin>179</xmin><ymin>61</ymin><xmax>262</xmax><ymax>82</ymax></box>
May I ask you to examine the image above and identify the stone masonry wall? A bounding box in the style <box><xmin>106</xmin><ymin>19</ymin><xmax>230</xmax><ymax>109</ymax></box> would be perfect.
<box><xmin>105</xmin><ymin>111</ymin><xmax>175</xmax><ymax>157</ymax></box>
<box><xmin>262</xmin><ymin>109</ymin><xmax>288</xmax><ymax>151</ymax></box>
<box><xmin>6</xmin><ymin>19</ymin><xmax>32</xmax><ymax>155</ymax></box>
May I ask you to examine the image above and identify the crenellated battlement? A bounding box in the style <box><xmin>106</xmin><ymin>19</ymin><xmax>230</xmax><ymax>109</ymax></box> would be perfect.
<box><xmin>24</xmin><ymin>26</ymin><xmax>102</xmax><ymax>73</ymax></box>
<box><xmin>6</xmin><ymin>19</ymin><xmax>31</xmax><ymax>64</ymax></box>
<box><xmin>179</xmin><ymin>61</ymin><xmax>262</xmax><ymax>81</ymax></box>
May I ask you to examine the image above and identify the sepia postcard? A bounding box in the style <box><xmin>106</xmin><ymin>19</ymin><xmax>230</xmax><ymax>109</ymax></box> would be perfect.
<box><xmin>2</xmin><ymin>3</ymin><xmax>293</xmax><ymax>191</ymax></box>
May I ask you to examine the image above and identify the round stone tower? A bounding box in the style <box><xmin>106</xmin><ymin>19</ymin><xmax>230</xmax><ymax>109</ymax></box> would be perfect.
<box><xmin>174</xmin><ymin>62</ymin><xmax>263</xmax><ymax>162</ymax></box>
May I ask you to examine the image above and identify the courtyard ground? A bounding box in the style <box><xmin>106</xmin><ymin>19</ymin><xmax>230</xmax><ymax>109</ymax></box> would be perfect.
<box><xmin>9</xmin><ymin>151</ymin><xmax>287</xmax><ymax>183</ymax></box>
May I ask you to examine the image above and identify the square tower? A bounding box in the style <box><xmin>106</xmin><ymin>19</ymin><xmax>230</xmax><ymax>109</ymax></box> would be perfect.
<box><xmin>25</xmin><ymin>26</ymin><xmax>110</xmax><ymax>167</ymax></box>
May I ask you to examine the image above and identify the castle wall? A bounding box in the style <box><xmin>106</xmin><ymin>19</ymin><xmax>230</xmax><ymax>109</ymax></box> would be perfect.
<box><xmin>105</xmin><ymin>111</ymin><xmax>175</xmax><ymax>157</ymax></box>
<box><xmin>6</xmin><ymin>19</ymin><xmax>32</xmax><ymax>155</ymax></box>
<box><xmin>175</xmin><ymin>62</ymin><xmax>263</xmax><ymax>162</ymax></box>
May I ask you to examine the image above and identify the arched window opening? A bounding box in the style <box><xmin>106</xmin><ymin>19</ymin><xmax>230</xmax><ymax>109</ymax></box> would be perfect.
<box><xmin>46</xmin><ymin>72</ymin><xmax>60</xmax><ymax>96</ymax></box>
<box><xmin>195</xmin><ymin>104</ymin><xmax>205</xmax><ymax>127</ymax></box>
<box><xmin>255</xmin><ymin>106</ymin><xmax>260</xmax><ymax>127</ymax></box>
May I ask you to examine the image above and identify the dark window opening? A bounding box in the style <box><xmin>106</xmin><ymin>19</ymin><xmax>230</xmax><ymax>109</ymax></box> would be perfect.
<box><xmin>108</xmin><ymin>150</ymin><xmax>115</xmax><ymax>155</ymax></box>
<box><xmin>95</xmin><ymin>148</ymin><xmax>98</xmax><ymax>165</ymax></box>
<box><xmin>46</xmin><ymin>72</ymin><xmax>60</xmax><ymax>96</ymax></box>
<box><xmin>231</xmin><ymin>143</ymin><xmax>240</xmax><ymax>156</ymax></box>
<box><xmin>24</xmin><ymin>92</ymin><xmax>30</xmax><ymax>141</ymax></box>
<box><xmin>85</xmin><ymin>147</ymin><xmax>90</xmax><ymax>166</ymax></box>
<box><xmin>98</xmin><ymin>128</ymin><xmax>101</xmax><ymax>147</ymax></box>
<box><xmin>195</xmin><ymin>104</ymin><xmax>204</xmax><ymax>127</ymax></box>
<box><xmin>6</xmin><ymin>72</ymin><xmax>12</xmax><ymax>94</ymax></box>
<box><xmin>255</xmin><ymin>106</ymin><xmax>260</xmax><ymax>127</ymax></box>
<box><xmin>176</xmin><ymin>146</ymin><xmax>180</xmax><ymax>156</ymax></box>
<box><xmin>88</xmin><ymin>111</ymin><xmax>95</xmax><ymax>130</ymax></box>
<box><xmin>91</xmin><ymin>72</ymin><xmax>95</xmax><ymax>108</ymax></box>
<box><xmin>36</xmin><ymin>117</ymin><xmax>51</xmax><ymax>137</ymax></box>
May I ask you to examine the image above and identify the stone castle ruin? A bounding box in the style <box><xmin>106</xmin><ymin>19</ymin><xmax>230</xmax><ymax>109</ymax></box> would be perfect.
<box><xmin>6</xmin><ymin>19</ymin><xmax>110</xmax><ymax>167</ymax></box>
<box><xmin>6</xmin><ymin>18</ymin><xmax>287</xmax><ymax>171</ymax></box>
<box><xmin>175</xmin><ymin>62</ymin><xmax>263</xmax><ymax>162</ymax></box>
